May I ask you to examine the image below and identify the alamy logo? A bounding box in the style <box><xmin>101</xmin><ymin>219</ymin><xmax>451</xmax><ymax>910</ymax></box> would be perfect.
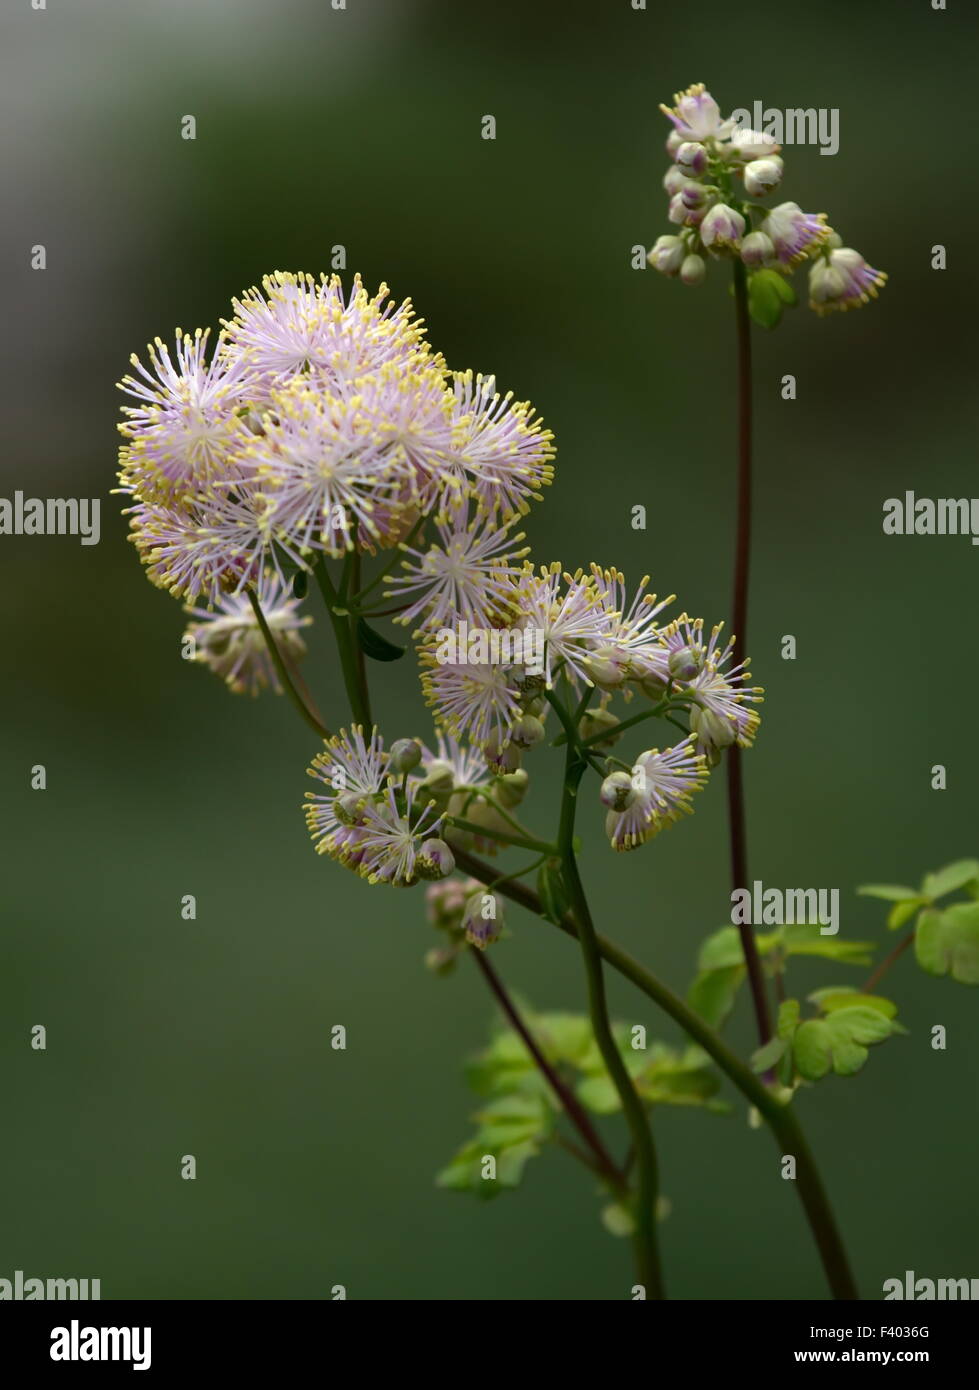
<box><xmin>0</xmin><ymin>1270</ymin><xmax>100</xmax><ymax>1300</ymax></box>
<box><xmin>729</xmin><ymin>102</ymin><xmax>839</xmax><ymax>155</ymax></box>
<box><xmin>882</xmin><ymin>492</ymin><xmax>979</xmax><ymax>545</ymax></box>
<box><xmin>434</xmin><ymin>622</ymin><xmax>544</xmax><ymax>675</ymax></box>
<box><xmin>883</xmin><ymin>1270</ymin><xmax>979</xmax><ymax>1300</ymax></box>
<box><xmin>0</xmin><ymin>491</ymin><xmax>100</xmax><ymax>545</ymax></box>
<box><xmin>731</xmin><ymin>881</ymin><xmax>839</xmax><ymax>935</ymax></box>
<box><xmin>50</xmin><ymin>1320</ymin><xmax>151</xmax><ymax>1371</ymax></box>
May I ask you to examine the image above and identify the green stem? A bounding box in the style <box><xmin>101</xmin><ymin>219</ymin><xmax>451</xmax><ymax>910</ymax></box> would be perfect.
<box><xmin>450</xmin><ymin>841</ymin><xmax>859</xmax><ymax>1301</ymax></box>
<box><xmin>314</xmin><ymin>558</ymin><xmax>371</xmax><ymax>727</ymax></box>
<box><xmin>245</xmin><ymin>586</ymin><xmax>331</xmax><ymax>739</ymax></box>
<box><xmin>470</xmin><ymin>947</ymin><xmax>628</xmax><ymax>1196</ymax></box>
<box><xmin>444</xmin><ymin>816</ymin><xmax>556</xmax><ymax>857</ymax></box>
<box><xmin>550</xmin><ymin>691</ymin><xmax>665</xmax><ymax>1298</ymax></box>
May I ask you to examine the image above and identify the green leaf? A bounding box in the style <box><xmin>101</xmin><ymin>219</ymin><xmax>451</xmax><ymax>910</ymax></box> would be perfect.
<box><xmin>915</xmin><ymin>903</ymin><xmax>979</xmax><ymax>984</ymax></box>
<box><xmin>888</xmin><ymin>897</ymin><xmax>926</xmax><ymax>930</ymax></box>
<box><xmin>291</xmin><ymin>569</ymin><xmax>309</xmax><ymax>599</ymax></box>
<box><xmin>695</xmin><ymin>926</ymin><xmax>747</xmax><ymax>971</ymax></box>
<box><xmin>921</xmin><ymin>860</ymin><xmax>979</xmax><ymax>902</ymax></box>
<box><xmin>751</xmin><ymin>1036</ymin><xmax>788</xmax><ymax>1073</ymax></box>
<box><xmin>857</xmin><ymin>883</ymin><xmax>918</xmax><ymax>902</ymax></box>
<box><xmin>688</xmin><ymin>963</ymin><xmax>745</xmax><ymax>1028</ymax></box>
<box><xmin>780</xmin><ymin>923</ymin><xmax>875</xmax><ymax>965</ymax></box>
<box><xmin>745</xmin><ymin>273</ymin><xmax>784</xmax><ymax>333</ymax></box>
<box><xmin>437</xmin><ymin>1092</ymin><xmax>552</xmax><ymax>1199</ymax></box>
<box><xmin>776</xmin><ymin>998</ymin><xmax>800</xmax><ymax>1038</ymax></box>
<box><xmin>793</xmin><ymin>1020</ymin><xmax>833</xmax><ymax>1080</ymax></box>
<box><xmin>769</xmin><ymin>273</ymin><xmax>797</xmax><ymax>306</ymax></box>
<box><xmin>808</xmin><ymin>988</ymin><xmax>898</xmax><ymax>1019</ymax></box>
<box><xmin>355</xmin><ymin>617</ymin><xmax>405</xmax><ymax>663</ymax></box>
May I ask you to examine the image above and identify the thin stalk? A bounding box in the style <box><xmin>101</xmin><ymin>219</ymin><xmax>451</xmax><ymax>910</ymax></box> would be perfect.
<box><xmin>348</xmin><ymin>549</ymin><xmax>372</xmax><ymax>727</ymax></box>
<box><xmin>557</xmin><ymin>756</ymin><xmax>665</xmax><ymax>1298</ymax></box>
<box><xmin>245</xmin><ymin>586</ymin><xmax>331</xmax><ymax>739</ymax></box>
<box><xmin>729</xmin><ymin>259</ymin><xmax>772</xmax><ymax>1050</ymax></box>
<box><xmin>444</xmin><ymin>816</ymin><xmax>555</xmax><ymax>857</ymax></box>
<box><xmin>863</xmin><ymin>932</ymin><xmax>914</xmax><ymax>994</ymax></box>
<box><xmin>314</xmin><ymin>559</ymin><xmax>371</xmax><ymax>728</ymax></box>
<box><xmin>450</xmin><ymin>840</ymin><xmax>858</xmax><ymax>1301</ymax></box>
<box><xmin>470</xmin><ymin>948</ymin><xmax>628</xmax><ymax>1195</ymax></box>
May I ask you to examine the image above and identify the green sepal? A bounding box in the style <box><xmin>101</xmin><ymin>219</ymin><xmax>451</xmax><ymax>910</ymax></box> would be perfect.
<box><xmin>355</xmin><ymin>617</ymin><xmax>406</xmax><ymax>662</ymax></box>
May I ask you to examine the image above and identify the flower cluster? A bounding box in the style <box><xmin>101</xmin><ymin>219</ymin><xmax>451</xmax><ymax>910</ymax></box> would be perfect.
<box><xmin>118</xmin><ymin>270</ymin><xmax>763</xmax><ymax>905</ymax></box>
<box><xmin>117</xmin><ymin>271</ymin><xmax>555</xmax><ymax>610</ymax></box>
<box><xmin>648</xmin><ymin>83</ymin><xmax>886</xmax><ymax>319</ymax></box>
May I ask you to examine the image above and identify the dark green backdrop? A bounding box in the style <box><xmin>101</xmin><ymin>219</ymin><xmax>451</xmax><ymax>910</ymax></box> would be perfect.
<box><xmin>2</xmin><ymin>0</ymin><xmax>977</xmax><ymax>1299</ymax></box>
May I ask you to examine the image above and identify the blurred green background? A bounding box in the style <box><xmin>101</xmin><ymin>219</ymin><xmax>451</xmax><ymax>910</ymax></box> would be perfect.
<box><xmin>2</xmin><ymin>0</ymin><xmax>978</xmax><ymax>1300</ymax></box>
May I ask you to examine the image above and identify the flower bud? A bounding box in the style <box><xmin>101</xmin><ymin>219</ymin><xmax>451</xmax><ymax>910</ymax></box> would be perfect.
<box><xmin>665</xmin><ymin>128</ymin><xmax>684</xmax><ymax>159</ymax></box>
<box><xmin>740</xmin><ymin>231</ymin><xmax>775</xmax><ymax>268</ymax></box>
<box><xmin>826</xmin><ymin>229</ymin><xmax>842</xmax><ymax>249</ymax></box>
<box><xmin>680</xmin><ymin>181</ymin><xmax>710</xmax><ymax>210</ymax></box>
<box><xmin>496</xmin><ymin>768</ymin><xmax>530</xmax><ymax>808</ymax></box>
<box><xmin>668</xmin><ymin>645</ymin><xmax>702</xmax><ymax>681</ymax></box>
<box><xmin>648</xmin><ymin>234</ymin><xmax>685</xmax><ymax>276</ymax></box>
<box><xmin>600</xmin><ymin>771</ymin><xmax>637</xmax><ymax>812</ymax></box>
<box><xmin>676</xmin><ymin>141</ymin><xmax>708</xmax><ymax>177</ymax></box>
<box><xmin>730</xmin><ymin>129</ymin><xmax>780</xmax><ymax>161</ymax></box>
<box><xmin>700</xmin><ymin>203</ymin><xmax>746</xmax><ymax>251</ymax></box>
<box><xmin>680</xmin><ymin>254</ymin><xmax>706</xmax><ymax>286</ymax></box>
<box><xmin>578</xmin><ymin>707</ymin><xmax>621</xmax><ymax>747</ymax></box>
<box><xmin>424</xmin><ymin>946</ymin><xmax>458</xmax><ymax>977</ymax></box>
<box><xmin>389</xmin><ymin>737</ymin><xmax>422</xmax><ymax>773</ymax></box>
<box><xmin>509</xmin><ymin>714</ymin><xmax>546</xmax><ymax>750</ymax></box>
<box><xmin>668</xmin><ymin>192</ymin><xmax>706</xmax><ymax>226</ymax></box>
<box><xmin>662</xmin><ymin>164</ymin><xmax>692</xmax><ymax>197</ymax></box>
<box><xmin>743</xmin><ymin>156</ymin><xmax>783</xmax><ymax>197</ymax></box>
<box><xmin>462</xmin><ymin>891</ymin><xmax>504</xmax><ymax>950</ymax></box>
<box><xmin>417</xmin><ymin>837</ymin><xmax>456</xmax><ymax>881</ymax></box>
<box><xmin>426</xmin><ymin>877</ymin><xmax>473</xmax><ymax>932</ymax></box>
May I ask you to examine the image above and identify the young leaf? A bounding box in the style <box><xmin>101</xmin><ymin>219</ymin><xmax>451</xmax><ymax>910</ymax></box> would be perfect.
<box><xmin>750</xmin><ymin>1036</ymin><xmax>788</xmax><ymax>1074</ymax></box>
<box><xmin>887</xmin><ymin>897</ymin><xmax>926</xmax><ymax>930</ymax></box>
<box><xmin>807</xmin><ymin>987</ymin><xmax>898</xmax><ymax>1019</ymax></box>
<box><xmin>914</xmin><ymin>903</ymin><xmax>979</xmax><ymax>984</ymax></box>
<box><xmin>921</xmin><ymin>860</ymin><xmax>979</xmax><ymax>902</ymax></box>
<box><xmin>857</xmin><ymin>883</ymin><xmax>918</xmax><ymax>902</ymax></box>
<box><xmin>688</xmin><ymin>963</ymin><xmax>745</xmax><ymax>1028</ymax></box>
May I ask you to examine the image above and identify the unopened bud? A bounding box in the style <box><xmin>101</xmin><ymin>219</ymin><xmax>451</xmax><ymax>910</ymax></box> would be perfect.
<box><xmin>417</xmin><ymin>837</ymin><xmax>456</xmax><ymax>880</ymax></box>
<box><xmin>668</xmin><ymin>645</ymin><xmax>702</xmax><ymax>681</ymax></box>
<box><xmin>578</xmin><ymin>707</ymin><xmax>621</xmax><ymax>747</ymax></box>
<box><xmin>648</xmin><ymin>234</ymin><xmax>685</xmax><ymax>276</ymax></box>
<box><xmin>600</xmin><ymin>771</ymin><xmax>637</xmax><ymax>812</ymax></box>
<box><xmin>676</xmin><ymin>141</ymin><xmax>708</xmax><ymax>177</ymax></box>
<box><xmin>680</xmin><ymin>254</ymin><xmax>706</xmax><ymax>286</ymax></box>
<box><xmin>743</xmin><ymin>156</ymin><xmax>783</xmax><ymax>197</ymax></box>
<box><xmin>740</xmin><ymin>231</ymin><xmax>776</xmax><ymax>268</ymax></box>
<box><xmin>510</xmin><ymin>714</ymin><xmax>546</xmax><ymax>749</ymax></box>
<box><xmin>496</xmin><ymin>768</ymin><xmax>530</xmax><ymax>808</ymax></box>
<box><xmin>463</xmin><ymin>891</ymin><xmax>504</xmax><ymax>950</ymax></box>
<box><xmin>389</xmin><ymin>737</ymin><xmax>422</xmax><ymax>773</ymax></box>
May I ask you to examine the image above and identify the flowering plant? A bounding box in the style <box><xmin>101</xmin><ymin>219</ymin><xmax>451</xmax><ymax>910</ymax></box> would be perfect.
<box><xmin>115</xmin><ymin>86</ymin><xmax>973</xmax><ymax>1300</ymax></box>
